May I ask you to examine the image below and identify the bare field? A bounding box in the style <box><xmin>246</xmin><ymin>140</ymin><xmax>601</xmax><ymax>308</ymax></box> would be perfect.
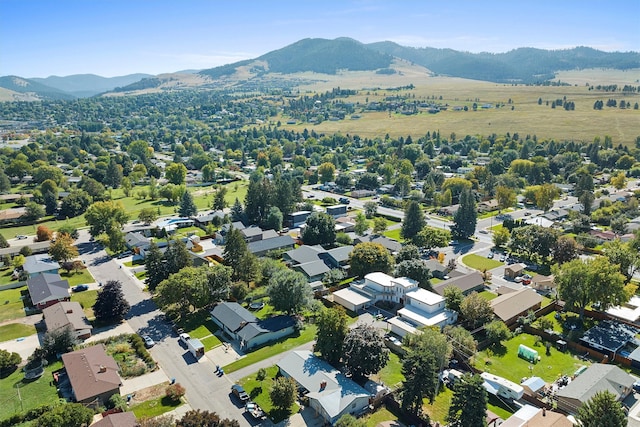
<box><xmin>282</xmin><ymin>70</ymin><xmax>640</xmax><ymax>143</ymax></box>
<box><xmin>553</xmin><ymin>68</ymin><xmax>640</xmax><ymax>86</ymax></box>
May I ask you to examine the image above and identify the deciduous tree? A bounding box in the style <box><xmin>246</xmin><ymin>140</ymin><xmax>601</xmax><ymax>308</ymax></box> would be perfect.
<box><xmin>485</xmin><ymin>320</ymin><xmax>512</xmax><ymax>345</ymax></box>
<box><xmin>354</xmin><ymin>212</ymin><xmax>369</xmax><ymax>236</ymax></box>
<box><xmin>35</xmin><ymin>402</ymin><xmax>94</xmax><ymax>427</ymax></box>
<box><xmin>165</xmin><ymin>162</ymin><xmax>187</xmax><ymax>185</ymax></box>
<box><xmin>93</xmin><ymin>280</ymin><xmax>130</xmax><ymax>323</ymax></box>
<box><xmin>301</xmin><ymin>212</ymin><xmax>335</xmax><ymax>246</ymax></box>
<box><xmin>48</xmin><ymin>233</ymin><xmax>79</xmax><ymax>263</ymax></box>
<box><xmin>349</xmin><ymin>242</ymin><xmax>394</xmax><ymax>277</ymax></box>
<box><xmin>269</xmin><ymin>376</ymin><xmax>297</xmax><ymax>411</ymax></box>
<box><xmin>315</xmin><ymin>307</ymin><xmax>349</xmax><ymax>366</ymax></box>
<box><xmin>85</xmin><ymin>200</ymin><xmax>129</xmax><ymax>237</ymax></box>
<box><xmin>267</xmin><ymin>269</ymin><xmax>312</xmax><ymax>314</ymax></box>
<box><xmin>413</xmin><ymin>226</ymin><xmax>450</xmax><ymax>249</ymax></box>
<box><xmin>363</xmin><ymin>201</ymin><xmax>378</xmax><ymax>218</ymax></box>
<box><xmin>395</xmin><ymin>259</ymin><xmax>432</xmax><ymax>289</ymax></box>
<box><xmin>460</xmin><ymin>292</ymin><xmax>494</xmax><ymax>328</ymax></box>
<box><xmin>342</xmin><ymin>324</ymin><xmax>389</xmax><ymax>380</ymax></box>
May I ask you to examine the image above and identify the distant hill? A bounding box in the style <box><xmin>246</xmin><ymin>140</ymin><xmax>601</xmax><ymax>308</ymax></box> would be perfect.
<box><xmin>366</xmin><ymin>42</ymin><xmax>640</xmax><ymax>83</ymax></box>
<box><xmin>31</xmin><ymin>73</ymin><xmax>152</xmax><ymax>97</ymax></box>
<box><xmin>0</xmin><ymin>76</ymin><xmax>76</xmax><ymax>100</ymax></box>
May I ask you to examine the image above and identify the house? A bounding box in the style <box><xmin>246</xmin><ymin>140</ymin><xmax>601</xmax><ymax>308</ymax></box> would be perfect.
<box><xmin>433</xmin><ymin>272</ymin><xmax>485</xmax><ymax>296</ymax></box>
<box><xmin>26</xmin><ymin>273</ymin><xmax>70</xmax><ymax>310</ymax></box>
<box><xmin>193</xmin><ymin>210</ymin><xmax>226</xmax><ymax>227</ymax></box>
<box><xmin>294</xmin><ymin>261</ymin><xmax>331</xmax><ymax>282</ymax></box>
<box><xmin>504</xmin><ymin>263</ymin><xmax>527</xmax><ymax>279</ymax></box>
<box><xmin>284</xmin><ymin>245</ymin><xmax>325</xmax><ymax>265</ymax></box>
<box><xmin>424</xmin><ymin>259</ymin><xmax>447</xmax><ymax>279</ymax></box>
<box><xmin>214</xmin><ymin>221</ymin><xmax>246</xmax><ymax>244</ymax></box>
<box><xmin>247</xmin><ymin>235</ymin><xmax>295</xmax><ymax>256</ymax></box>
<box><xmin>350</xmin><ymin>189</ymin><xmax>376</xmax><ymax>198</ymax></box>
<box><xmin>542</xmin><ymin>209</ymin><xmax>569</xmax><ymax>222</ymax></box>
<box><xmin>91</xmin><ymin>411</ymin><xmax>138</xmax><ymax>427</ymax></box>
<box><xmin>500</xmin><ymin>405</ymin><xmax>572</xmax><ymax>427</ymax></box>
<box><xmin>124</xmin><ymin>232</ymin><xmax>151</xmax><ymax>253</ymax></box>
<box><xmin>335</xmin><ymin>216</ymin><xmax>356</xmax><ymax>233</ymax></box>
<box><xmin>353</xmin><ymin>234</ymin><xmax>402</xmax><ymax>254</ymax></box>
<box><xmin>606</xmin><ymin>295</ymin><xmax>640</xmax><ymax>323</ymax></box>
<box><xmin>242</xmin><ymin>226</ymin><xmax>265</xmax><ymax>242</ymax></box>
<box><xmin>556</xmin><ymin>364</ymin><xmax>634</xmax><ymax>414</ymax></box>
<box><xmin>23</xmin><ymin>254</ymin><xmax>60</xmax><ymax>277</ymax></box>
<box><xmin>210</xmin><ymin>302</ymin><xmax>296</xmax><ymax>350</ymax></box>
<box><xmin>43</xmin><ymin>301</ymin><xmax>93</xmax><ymax>339</ymax></box>
<box><xmin>530</xmin><ymin>274</ymin><xmax>555</xmax><ymax>294</ymax></box>
<box><xmin>388</xmin><ymin>288</ymin><xmax>457</xmax><ymax>337</ymax></box>
<box><xmin>0</xmin><ymin>240</ymin><xmax>50</xmax><ymax>258</ymax></box>
<box><xmin>277</xmin><ymin>351</ymin><xmax>371</xmax><ymax>425</ymax></box>
<box><xmin>287</xmin><ymin>210</ymin><xmax>312</xmax><ymax>228</ymax></box>
<box><xmin>490</xmin><ymin>288</ymin><xmax>542</xmax><ymax>325</ymax></box>
<box><xmin>326</xmin><ymin>205</ymin><xmax>347</xmax><ymax>219</ymax></box>
<box><xmin>332</xmin><ymin>272</ymin><xmax>418</xmax><ymax>312</ymax></box>
<box><xmin>478</xmin><ymin>199</ymin><xmax>499</xmax><ymax>213</ymax></box>
<box><xmin>524</xmin><ymin>217</ymin><xmax>555</xmax><ymax>228</ymax></box>
<box><xmin>62</xmin><ymin>344</ymin><xmax>122</xmax><ymax>406</ymax></box>
<box><xmin>579</xmin><ymin>321</ymin><xmax>638</xmax><ymax>357</ymax></box>
<box><xmin>154</xmin><ymin>217</ymin><xmax>194</xmax><ymax>234</ymax></box>
<box><xmin>438</xmin><ymin>204</ymin><xmax>460</xmax><ymax>216</ymax></box>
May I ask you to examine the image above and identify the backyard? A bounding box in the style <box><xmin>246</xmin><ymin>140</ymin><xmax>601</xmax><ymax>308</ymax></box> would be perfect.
<box><xmin>238</xmin><ymin>365</ymin><xmax>299</xmax><ymax>423</ymax></box>
<box><xmin>0</xmin><ymin>285</ymin><xmax>28</xmax><ymax>322</ymax></box>
<box><xmin>70</xmin><ymin>289</ymin><xmax>98</xmax><ymax>319</ymax></box>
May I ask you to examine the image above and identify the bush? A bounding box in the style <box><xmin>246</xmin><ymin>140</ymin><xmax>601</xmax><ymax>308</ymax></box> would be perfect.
<box><xmin>165</xmin><ymin>383</ymin><xmax>186</xmax><ymax>402</ymax></box>
<box><xmin>108</xmin><ymin>393</ymin><xmax>128</xmax><ymax>411</ymax></box>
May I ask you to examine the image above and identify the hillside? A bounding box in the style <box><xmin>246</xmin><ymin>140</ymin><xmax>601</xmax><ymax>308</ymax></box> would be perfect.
<box><xmin>0</xmin><ymin>76</ymin><xmax>76</xmax><ymax>100</ymax></box>
<box><xmin>31</xmin><ymin>73</ymin><xmax>152</xmax><ymax>97</ymax></box>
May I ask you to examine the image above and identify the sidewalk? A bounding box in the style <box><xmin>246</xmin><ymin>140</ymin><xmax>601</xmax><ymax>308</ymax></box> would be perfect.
<box><xmin>120</xmin><ymin>369</ymin><xmax>170</xmax><ymax>395</ymax></box>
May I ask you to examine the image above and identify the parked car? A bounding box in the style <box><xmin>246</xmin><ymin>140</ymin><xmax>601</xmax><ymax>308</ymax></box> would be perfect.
<box><xmin>231</xmin><ymin>384</ymin><xmax>250</xmax><ymax>401</ymax></box>
<box><xmin>178</xmin><ymin>333</ymin><xmax>191</xmax><ymax>345</ymax></box>
<box><xmin>487</xmin><ymin>252</ymin><xmax>494</xmax><ymax>259</ymax></box>
<box><xmin>116</xmin><ymin>251</ymin><xmax>132</xmax><ymax>259</ymax></box>
<box><xmin>339</xmin><ymin>197</ymin><xmax>350</xmax><ymax>204</ymax></box>
<box><xmin>633</xmin><ymin>381</ymin><xmax>640</xmax><ymax>393</ymax></box>
<box><xmin>16</xmin><ymin>235</ymin><xmax>28</xmax><ymax>240</ymax></box>
<box><xmin>479</xmin><ymin>229</ymin><xmax>489</xmax><ymax>234</ymax></box>
<box><xmin>142</xmin><ymin>335</ymin><xmax>155</xmax><ymax>348</ymax></box>
<box><xmin>246</xmin><ymin>402</ymin><xmax>266</xmax><ymax>419</ymax></box>
<box><xmin>499</xmin><ymin>254</ymin><xmax>506</xmax><ymax>262</ymax></box>
<box><xmin>72</xmin><ymin>284</ymin><xmax>89</xmax><ymax>292</ymax></box>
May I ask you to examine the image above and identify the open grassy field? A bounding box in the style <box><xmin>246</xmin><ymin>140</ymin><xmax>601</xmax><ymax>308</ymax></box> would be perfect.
<box><xmin>462</xmin><ymin>254</ymin><xmax>504</xmax><ymax>271</ymax></box>
<box><xmin>0</xmin><ymin>286</ymin><xmax>27</xmax><ymax>322</ymax></box>
<box><xmin>283</xmin><ymin>68</ymin><xmax>640</xmax><ymax>144</ymax></box>
<box><xmin>0</xmin><ymin>323</ymin><xmax>36</xmax><ymax>342</ymax></box>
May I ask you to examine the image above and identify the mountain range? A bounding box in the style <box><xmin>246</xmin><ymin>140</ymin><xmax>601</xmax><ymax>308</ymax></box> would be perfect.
<box><xmin>1</xmin><ymin>37</ymin><xmax>638</xmax><ymax>100</ymax></box>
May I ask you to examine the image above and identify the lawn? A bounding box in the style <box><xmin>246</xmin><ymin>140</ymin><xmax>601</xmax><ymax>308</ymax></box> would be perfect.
<box><xmin>187</xmin><ymin>322</ymin><xmax>221</xmax><ymax>351</ymax></box>
<box><xmin>382</xmin><ymin>228</ymin><xmax>402</xmax><ymax>242</ymax></box>
<box><xmin>475</xmin><ymin>333</ymin><xmax>589</xmax><ymax>384</ymax></box>
<box><xmin>70</xmin><ymin>289</ymin><xmax>98</xmax><ymax>319</ymax></box>
<box><xmin>478</xmin><ymin>290</ymin><xmax>497</xmax><ymax>301</ymax></box>
<box><xmin>365</xmin><ymin>407</ymin><xmax>399</xmax><ymax>427</ymax></box>
<box><xmin>422</xmin><ymin>385</ymin><xmax>453</xmax><ymax>425</ymax></box>
<box><xmin>0</xmin><ymin>286</ymin><xmax>28</xmax><ymax>322</ymax></box>
<box><xmin>372</xmin><ymin>351</ymin><xmax>404</xmax><ymax>389</ymax></box>
<box><xmin>131</xmin><ymin>395</ymin><xmax>183</xmax><ymax>419</ymax></box>
<box><xmin>0</xmin><ymin>323</ymin><xmax>36</xmax><ymax>342</ymax></box>
<box><xmin>461</xmin><ymin>254</ymin><xmax>503</xmax><ymax>271</ymax></box>
<box><xmin>0</xmin><ymin>360</ymin><xmax>63</xmax><ymax>421</ymax></box>
<box><xmin>239</xmin><ymin>365</ymin><xmax>299</xmax><ymax>423</ymax></box>
<box><xmin>223</xmin><ymin>324</ymin><xmax>318</xmax><ymax>373</ymax></box>
<box><xmin>59</xmin><ymin>269</ymin><xmax>95</xmax><ymax>287</ymax></box>
<box><xmin>0</xmin><ymin>269</ymin><xmax>17</xmax><ymax>286</ymax></box>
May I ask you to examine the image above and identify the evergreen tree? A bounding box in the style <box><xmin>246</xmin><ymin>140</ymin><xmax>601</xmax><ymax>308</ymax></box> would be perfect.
<box><xmin>401</xmin><ymin>201</ymin><xmax>425</xmax><ymax>241</ymax></box>
<box><xmin>212</xmin><ymin>187</ymin><xmax>228</xmax><ymax>211</ymax></box>
<box><xmin>264</xmin><ymin>206</ymin><xmax>283</xmax><ymax>231</ymax></box>
<box><xmin>245</xmin><ymin>173</ymin><xmax>273</xmax><ymax>225</ymax></box>
<box><xmin>575</xmin><ymin>390</ymin><xmax>627</xmax><ymax>427</ymax></box>
<box><xmin>145</xmin><ymin>241</ymin><xmax>167</xmax><ymax>292</ymax></box>
<box><xmin>105</xmin><ymin>158</ymin><xmax>123</xmax><ymax>189</ymax></box>
<box><xmin>43</xmin><ymin>190</ymin><xmax>58</xmax><ymax>215</ymax></box>
<box><xmin>179</xmin><ymin>191</ymin><xmax>197</xmax><ymax>217</ymax></box>
<box><xmin>230</xmin><ymin>198</ymin><xmax>245</xmax><ymax>223</ymax></box>
<box><xmin>451</xmin><ymin>187</ymin><xmax>476</xmax><ymax>239</ymax></box>
<box><xmin>164</xmin><ymin>239</ymin><xmax>192</xmax><ymax>275</ymax></box>
<box><xmin>447</xmin><ymin>374</ymin><xmax>488</xmax><ymax>427</ymax></box>
<box><xmin>402</xmin><ymin>349</ymin><xmax>438</xmax><ymax>415</ymax></box>
<box><xmin>223</xmin><ymin>226</ymin><xmax>250</xmax><ymax>281</ymax></box>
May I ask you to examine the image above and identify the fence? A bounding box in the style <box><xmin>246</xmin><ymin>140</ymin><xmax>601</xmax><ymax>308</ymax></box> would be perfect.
<box><xmin>0</xmin><ymin>281</ymin><xmax>25</xmax><ymax>292</ymax></box>
<box><xmin>383</xmin><ymin>393</ymin><xmax>432</xmax><ymax>427</ymax></box>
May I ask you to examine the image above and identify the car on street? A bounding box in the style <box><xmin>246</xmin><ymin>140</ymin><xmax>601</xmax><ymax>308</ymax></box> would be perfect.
<box><xmin>499</xmin><ymin>254</ymin><xmax>506</xmax><ymax>262</ymax></box>
<box><xmin>16</xmin><ymin>235</ymin><xmax>28</xmax><ymax>240</ymax></box>
<box><xmin>338</xmin><ymin>197</ymin><xmax>350</xmax><ymax>204</ymax></box>
<box><xmin>231</xmin><ymin>384</ymin><xmax>250</xmax><ymax>401</ymax></box>
<box><xmin>487</xmin><ymin>252</ymin><xmax>494</xmax><ymax>259</ymax></box>
<box><xmin>72</xmin><ymin>284</ymin><xmax>89</xmax><ymax>292</ymax></box>
<box><xmin>633</xmin><ymin>381</ymin><xmax>640</xmax><ymax>393</ymax></box>
<box><xmin>479</xmin><ymin>229</ymin><xmax>489</xmax><ymax>234</ymax></box>
<box><xmin>142</xmin><ymin>335</ymin><xmax>155</xmax><ymax>348</ymax></box>
<box><xmin>116</xmin><ymin>251</ymin><xmax>132</xmax><ymax>259</ymax></box>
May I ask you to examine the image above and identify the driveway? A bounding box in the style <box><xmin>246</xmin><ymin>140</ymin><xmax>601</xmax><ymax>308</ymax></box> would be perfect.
<box><xmin>0</xmin><ymin>332</ymin><xmax>42</xmax><ymax>360</ymax></box>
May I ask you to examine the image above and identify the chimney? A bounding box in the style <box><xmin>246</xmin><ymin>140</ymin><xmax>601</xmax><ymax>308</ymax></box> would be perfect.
<box><xmin>320</xmin><ymin>381</ymin><xmax>327</xmax><ymax>390</ymax></box>
<box><xmin>99</xmin><ymin>365</ymin><xmax>106</xmax><ymax>373</ymax></box>
<box><xmin>66</xmin><ymin>309</ymin><xmax>73</xmax><ymax>314</ymax></box>
<box><xmin>542</xmin><ymin>408</ymin><xmax>546</xmax><ymax>417</ymax></box>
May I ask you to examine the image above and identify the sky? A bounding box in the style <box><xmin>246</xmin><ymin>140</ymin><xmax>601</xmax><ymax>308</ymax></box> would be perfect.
<box><xmin>1</xmin><ymin>0</ymin><xmax>639</xmax><ymax>78</ymax></box>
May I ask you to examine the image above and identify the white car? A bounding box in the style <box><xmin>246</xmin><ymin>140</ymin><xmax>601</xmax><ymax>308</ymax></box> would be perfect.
<box><xmin>16</xmin><ymin>235</ymin><xmax>28</xmax><ymax>240</ymax></box>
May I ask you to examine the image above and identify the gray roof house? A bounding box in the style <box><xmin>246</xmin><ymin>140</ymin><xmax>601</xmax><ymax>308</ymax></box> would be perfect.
<box><xmin>353</xmin><ymin>234</ymin><xmax>402</xmax><ymax>254</ymax></box>
<box><xmin>424</xmin><ymin>259</ymin><xmax>447</xmax><ymax>279</ymax></box>
<box><xmin>433</xmin><ymin>272</ymin><xmax>485</xmax><ymax>296</ymax></box>
<box><xmin>42</xmin><ymin>301</ymin><xmax>93</xmax><ymax>339</ymax></box>
<box><xmin>294</xmin><ymin>261</ymin><xmax>332</xmax><ymax>282</ymax></box>
<box><xmin>23</xmin><ymin>254</ymin><xmax>60</xmax><ymax>277</ymax></box>
<box><xmin>26</xmin><ymin>272</ymin><xmax>70</xmax><ymax>309</ymax></box>
<box><xmin>210</xmin><ymin>302</ymin><xmax>295</xmax><ymax>350</ymax></box>
<box><xmin>284</xmin><ymin>245</ymin><xmax>325</xmax><ymax>265</ymax></box>
<box><xmin>277</xmin><ymin>350</ymin><xmax>371</xmax><ymax>425</ymax></box>
<box><xmin>556</xmin><ymin>364</ymin><xmax>634</xmax><ymax>414</ymax></box>
<box><xmin>124</xmin><ymin>231</ymin><xmax>151</xmax><ymax>251</ymax></box>
<box><xmin>247</xmin><ymin>235</ymin><xmax>295</xmax><ymax>256</ymax></box>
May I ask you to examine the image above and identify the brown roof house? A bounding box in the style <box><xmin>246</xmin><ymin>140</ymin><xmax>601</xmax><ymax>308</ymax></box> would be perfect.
<box><xmin>26</xmin><ymin>272</ymin><xmax>70</xmax><ymax>310</ymax></box>
<box><xmin>531</xmin><ymin>274</ymin><xmax>555</xmax><ymax>294</ymax></box>
<box><xmin>43</xmin><ymin>301</ymin><xmax>93</xmax><ymax>340</ymax></box>
<box><xmin>504</xmin><ymin>263</ymin><xmax>527</xmax><ymax>279</ymax></box>
<box><xmin>433</xmin><ymin>271</ymin><xmax>485</xmax><ymax>296</ymax></box>
<box><xmin>91</xmin><ymin>411</ymin><xmax>138</xmax><ymax>427</ymax></box>
<box><xmin>62</xmin><ymin>344</ymin><xmax>122</xmax><ymax>406</ymax></box>
<box><xmin>490</xmin><ymin>288</ymin><xmax>542</xmax><ymax>325</ymax></box>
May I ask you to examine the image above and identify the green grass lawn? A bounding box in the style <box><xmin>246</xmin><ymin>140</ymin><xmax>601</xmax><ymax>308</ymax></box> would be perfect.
<box><xmin>382</xmin><ymin>228</ymin><xmax>402</xmax><ymax>242</ymax></box>
<box><xmin>239</xmin><ymin>365</ymin><xmax>299</xmax><ymax>423</ymax></box>
<box><xmin>187</xmin><ymin>321</ymin><xmax>221</xmax><ymax>351</ymax></box>
<box><xmin>430</xmin><ymin>277</ymin><xmax>443</xmax><ymax>285</ymax></box>
<box><xmin>373</xmin><ymin>351</ymin><xmax>404</xmax><ymax>389</ymax></box>
<box><xmin>59</xmin><ymin>269</ymin><xmax>95</xmax><ymax>287</ymax></box>
<box><xmin>422</xmin><ymin>385</ymin><xmax>453</xmax><ymax>425</ymax></box>
<box><xmin>475</xmin><ymin>333</ymin><xmax>589</xmax><ymax>384</ymax></box>
<box><xmin>0</xmin><ymin>286</ymin><xmax>28</xmax><ymax>322</ymax></box>
<box><xmin>0</xmin><ymin>360</ymin><xmax>63</xmax><ymax>421</ymax></box>
<box><xmin>0</xmin><ymin>269</ymin><xmax>18</xmax><ymax>286</ymax></box>
<box><xmin>461</xmin><ymin>254</ymin><xmax>503</xmax><ymax>271</ymax></box>
<box><xmin>0</xmin><ymin>323</ymin><xmax>36</xmax><ymax>342</ymax></box>
<box><xmin>478</xmin><ymin>290</ymin><xmax>497</xmax><ymax>301</ymax></box>
<box><xmin>131</xmin><ymin>395</ymin><xmax>183</xmax><ymax>419</ymax></box>
<box><xmin>223</xmin><ymin>324</ymin><xmax>318</xmax><ymax>373</ymax></box>
<box><xmin>365</xmin><ymin>407</ymin><xmax>399</xmax><ymax>427</ymax></box>
<box><xmin>135</xmin><ymin>271</ymin><xmax>147</xmax><ymax>280</ymax></box>
<box><xmin>70</xmin><ymin>289</ymin><xmax>98</xmax><ymax>319</ymax></box>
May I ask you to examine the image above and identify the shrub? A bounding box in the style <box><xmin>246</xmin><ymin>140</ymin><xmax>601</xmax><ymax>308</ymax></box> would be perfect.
<box><xmin>165</xmin><ymin>383</ymin><xmax>186</xmax><ymax>402</ymax></box>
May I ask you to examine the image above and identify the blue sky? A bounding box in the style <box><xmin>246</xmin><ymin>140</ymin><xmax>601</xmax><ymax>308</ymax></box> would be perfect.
<box><xmin>1</xmin><ymin>0</ymin><xmax>638</xmax><ymax>78</ymax></box>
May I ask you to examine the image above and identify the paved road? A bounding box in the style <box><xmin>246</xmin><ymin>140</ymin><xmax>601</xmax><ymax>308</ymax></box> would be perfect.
<box><xmin>77</xmin><ymin>230</ymin><xmax>253</xmax><ymax>426</ymax></box>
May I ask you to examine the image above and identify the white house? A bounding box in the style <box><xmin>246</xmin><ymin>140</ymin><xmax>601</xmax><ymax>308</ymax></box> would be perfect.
<box><xmin>332</xmin><ymin>272</ymin><xmax>418</xmax><ymax>312</ymax></box>
<box><xmin>388</xmin><ymin>288</ymin><xmax>457</xmax><ymax>337</ymax></box>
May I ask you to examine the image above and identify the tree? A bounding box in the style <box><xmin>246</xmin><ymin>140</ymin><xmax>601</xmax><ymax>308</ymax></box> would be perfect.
<box><xmin>413</xmin><ymin>226</ymin><xmax>450</xmax><ymax>249</ymax></box>
<box><xmin>534</xmin><ymin>183</ymin><xmax>559</xmax><ymax>212</ymax></box>
<box><xmin>402</xmin><ymin>347</ymin><xmax>438</xmax><ymax>414</ymax></box>
<box><xmin>36</xmin><ymin>225</ymin><xmax>53</xmax><ymax>242</ymax></box>
<box><xmin>93</xmin><ymin>280</ymin><xmax>130</xmax><ymax>323</ymax></box>
<box><xmin>156</xmin><ymin>267</ymin><xmax>201</xmax><ymax>314</ymax></box>
<box><xmin>177</xmin><ymin>409</ymin><xmax>239</xmax><ymax>427</ymax></box>
<box><xmin>59</xmin><ymin>189</ymin><xmax>92</xmax><ymax>218</ymax></box>
<box><xmin>35</xmin><ymin>402</ymin><xmax>94</xmax><ymax>427</ymax></box>
<box><xmin>447</xmin><ymin>374</ymin><xmax>488</xmax><ymax>427</ymax></box>
<box><xmin>363</xmin><ymin>201</ymin><xmax>378</xmax><ymax>218</ymax></box>
<box><xmin>322</xmin><ymin>268</ymin><xmax>345</xmax><ymax>286</ymax></box>
<box><xmin>0</xmin><ymin>234</ymin><xmax>8</xmax><ymax>249</ymax></box>
<box><xmin>315</xmin><ymin>307</ymin><xmax>349</xmax><ymax>366</ymax></box>
<box><xmin>603</xmin><ymin>239</ymin><xmax>639</xmax><ymax>280</ymax></box>
<box><xmin>443</xmin><ymin>286</ymin><xmax>464</xmax><ymax>313</ymax></box>
<box><xmin>554</xmin><ymin>257</ymin><xmax>627</xmax><ymax>319</ymax></box>
<box><xmin>318</xmin><ymin>162</ymin><xmax>336</xmax><ymax>183</ymax></box>
<box><xmin>230</xmin><ymin>198</ymin><xmax>244</xmax><ymax>222</ymax></box>
<box><xmin>223</xmin><ymin>226</ymin><xmax>250</xmax><ymax>281</ymax></box>
<box><xmin>104</xmin><ymin>221</ymin><xmax>127</xmax><ymax>253</ymax></box>
<box><xmin>42</xmin><ymin>325</ymin><xmax>77</xmax><ymax>359</ymax></box>
<box><xmin>269</xmin><ymin>376</ymin><xmax>297</xmax><ymax>411</ymax></box>
<box><xmin>495</xmin><ymin>185</ymin><xmax>516</xmax><ymax>211</ymax></box>
<box><xmin>354</xmin><ymin>212</ymin><xmax>369</xmax><ymax>236</ymax></box>
<box><xmin>460</xmin><ymin>292</ymin><xmax>494</xmax><ymax>328</ymax></box>
<box><xmin>372</xmin><ymin>217</ymin><xmax>387</xmax><ymax>234</ymax></box>
<box><xmin>451</xmin><ymin>187</ymin><xmax>476</xmax><ymax>240</ymax></box>
<box><xmin>121</xmin><ymin>176</ymin><xmax>132</xmax><ymax>197</ymax></box>
<box><xmin>401</xmin><ymin>201</ymin><xmax>425</xmax><ymax>241</ymax></box>
<box><xmin>301</xmin><ymin>212</ymin><xmax>335</xmax><ymax>246</ymax></box>
<box><xmin>610</xmin><ymin>172</ymin><xmax>626</xmax><ymax>190</ymax></box>
<box><xmin>179</xmin><ymin>191</ymin><xmax>197</xmax><ymax>217</ymax></box>
<box><xmin>139</xmin><ymin>207</ymin><xmax>158</xmax><ymax>225</ymax></box>
<box><xmin>342</xmin><ymin>324</ymin><xmax>389</xmax><ymax>379</ymax></box>
<box><xmin>552</xmin><ymin>235</ymin><xmax>579</xmax><ymax>264</ymax></box>
<box><xmin>230</xmin><ymin>281</ymin><xmax>249</xmax><ymax>301</ymax></box>
<box><xmin>264</xmin><ymin>206</ymin><xmax>283</xmax><ymax>231</ymax></box>
<box><xmin>395</xmin><ymin>259</ymin><xmax>432</xmax><ymax>289</ymax></box>
<box><xmin>575</xmin><ymin>390</ymin><xmax>627</xmax><ymax>427</ymax></box>
<box><xmin>492</xmin><ymin>226</ymin><xmax>510</xmax><ymax>248</ymax></box>
<box><xmin>404</xmin><ymin>327</ymin><xmax>452</xmax><ymax>371</ymax></box>
<box><xmin>485</xmin><ymin>320</ymin><xmax>512</xmax><ymax>345</ymax></box>
<box><xmin>396</xmin><ymin>244</ymin><xmax>420</xmax><ymax>263</ymax></box>
<box><xmin>164</xmin><ymin>239</ymin><xmax>192</xmax><ymax>275</ymax></box>
<box><xmin>11</xmin><ymin>254</ymin><xmax>25</xmax><ymax>269</ymax></box>
<box><xmin>85</xmin><ymin>200</ymin><xmax>129</xmax><ymax>237</ymax></box>
<box><xmin>335</xmin><ymin>414</ymin><xmax>366</xmax><ymax>427</ymax></box>
<box><xmin>212</xmin><ymin>187</ymin><xmax>228</xmax><ymax>211</ymax></box>
<box><xmin>145</xmin><ymin>241</ymin><xmax>166</xmax><ymax>292</ymax></box>
<box><xmin>349</xmin><ymin>242</ymin><xmax>394</xmax><ymax>277</ymax></box>
<box><xmin>23</xmin><ymin>202</ymin><xmax>44</xmax><ymax>221</ymax></box>
<box><xmin>43</xmin><ymin>190</ymin><xmax>57</xmax><ymax>215</ymax></box>
<box><xmin>165</xmin><ymin>162</ymin><xmax>187</xmax><ymax>185</ymax></box>
<box><xmin>267</xmin><ymin>269</ymin><xmax>312</xmax><ymax>314</ymax></box>
<box><xmin>48</xmin><ymin>233</ymin><xmax>79</xmax><ymax>263</ymax></box>
<box><xmin>0</xmin><ymin>349</ymin><xmax>21</xmax><ymax>374</ymax></box>
<box><xmin>57</xmin><ymin>224</ymin><xmax>79</xmax><ymax>240</ymax></box>
<box><xmin>443</xmin><ymin>325</ymin><xmax>478</xmax><ymax>362</ymax></box>
<box><xmin>105</xmin><ymin>157</ymin><xmax>123</xmax><ymax>188</ymax></box>
<box><xmin>165</xmin><ymin>383</ymin><xmax>186</xmax><ymax>402</ymax></box>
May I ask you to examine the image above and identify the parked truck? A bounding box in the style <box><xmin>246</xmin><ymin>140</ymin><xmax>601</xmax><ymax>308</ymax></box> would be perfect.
<box><xmin>179</xmin><ymin>333</ymin><xmax>205</xmax><ymax>358</ymax></box>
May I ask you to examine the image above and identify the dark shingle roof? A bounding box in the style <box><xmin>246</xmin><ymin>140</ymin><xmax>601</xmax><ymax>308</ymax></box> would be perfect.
<box><xmin>210</xmin><ymin>302</ymin><xmax>257</xmax><ymax>332</ymax></box>
<box><xmin>433</xmin><ymin>272</ymin><xmax>484</xmax><ymax>295</ymax></box>
<box><xmin>237</xmin><ymin>315</ymin><xmax>296</xmax><ymax>342</ymax></box>
<box><xmin>247</xmin><ymin>235</ymin><xmax>295</xmax><ymax>254</ymax></box>
<box><xmin>26</xmin><ymin>273</ymin><xmax>70</xmax><ymax>305</ymax></box>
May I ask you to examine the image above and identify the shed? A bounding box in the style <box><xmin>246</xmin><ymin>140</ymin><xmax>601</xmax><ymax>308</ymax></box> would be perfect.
<box><xmin>518</xmin><ymin>344</ymin><xmax>539</xmax><ymax>363</ymax></box>
<box><xmin>521</xmin><ymin>376</ymin><xmax>545</xmax><ymax>396</ymax></box>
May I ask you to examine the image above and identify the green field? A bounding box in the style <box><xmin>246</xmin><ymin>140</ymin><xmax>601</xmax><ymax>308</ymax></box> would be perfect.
<box><xmin>70</xmin><ymin>289</ymin><xmax>98</xmax><ymax>319</ymax></box>
<box><xmin>0</xmin><ymin>323</ymin><xmax>36</xmax><ymax>342</ymax></box>
<box><xmin>0</xmin><ymin>286</ymin><xmax>28</xmax><ymax>322</ymax></box>
<box><xmin>461</xmin><ymin>254</ymin><xmax>503</xmax><ymax>271</ymax></box>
